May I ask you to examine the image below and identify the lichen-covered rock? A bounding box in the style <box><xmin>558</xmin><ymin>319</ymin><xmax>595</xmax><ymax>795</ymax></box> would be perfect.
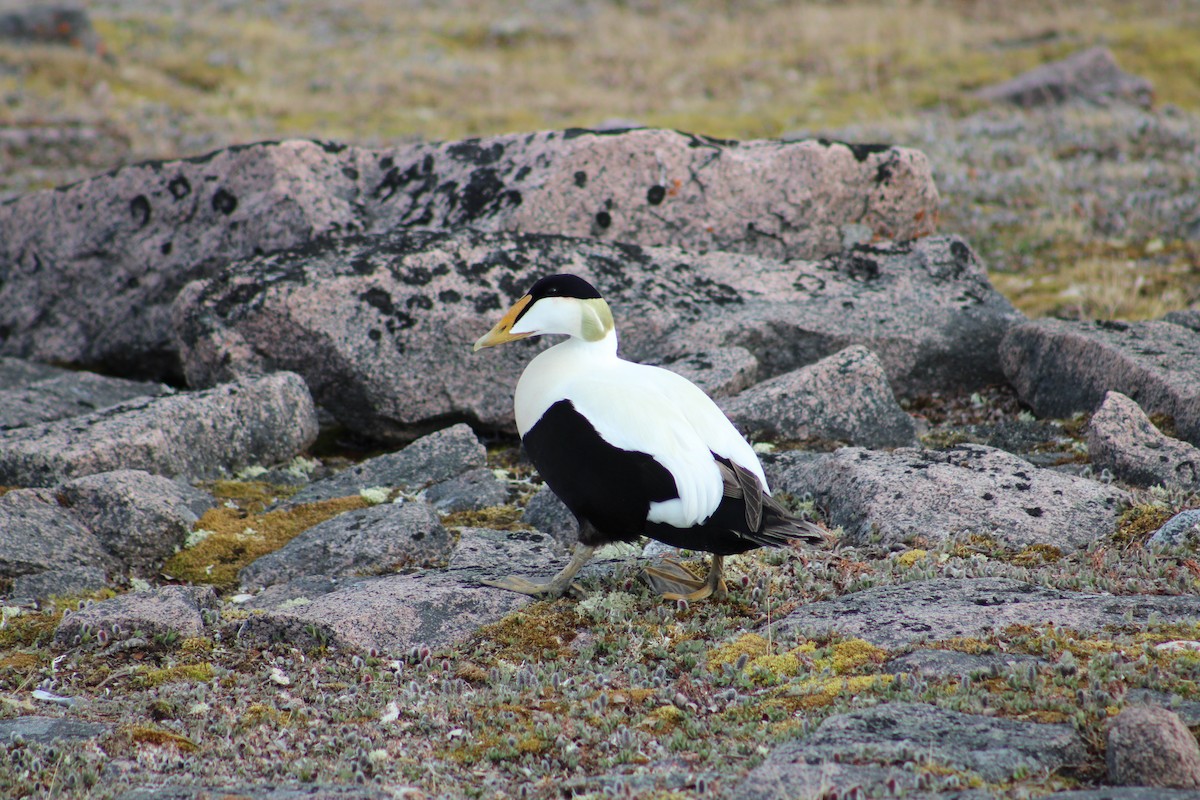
<box><xmin>423</xmin><ymin>467</ymin><xmax>508</xmax><ymax>513</ymax></box>
<box><xmin>769</xmin><ymin>445</ymin><xmax>1128</xmax><ymax>552</ymax></box>
<box><xmin>1150</xmin><ymin>510</ymin><xmax>1200</xmax><ymax>548</ymax></box>
<box><xmin>974</xmin><ymin>46</ymin><xmax>1154</xmax><ymax>109</ymax></box>
<box><xmin>57</xmin><ymin>469</ymin><xmax>215</xmax><ymax>574</ymax></box>
<box><xmin>174</xmin><ymin>230</ymin><xmax>1020</xmax><ymax>438</ymax></box>
<box><xmin>1107</xmin><ymin>705</ymin><xmax>1200</xmax><ymax>789</ymax></box>
<box><xmin>729</xmin><ymin>702</ymin><xmax>1086</xmax><ymax>799</ymax></box>
<box><xmin>238</xmin><ymin>500</ymin><xmax>452</xmax><ymax>589</ymax></box>
<box><xmin>54</xmin><ymin>586</ymin><xmax>219</xmax><ymax>647</ymax></box>
<box><xmin>0</xmin><ymin>717</ymin><xmax>110</xmax><ymax>745</ymax></box>
<box><xmin>720</xmin><ymin>345</ymin><xmax>916</xmax><ymax>447</ymax></box>
<box><xmin>884</xmin><ymin>649</ymin><xmax>1044</xmax><ymax>678</ymax></box>
<box><xmin>1089</xmin><ymin>391</ymin><xmax>1200</xmax><ymax>490</ymax></box>
<box><xmin>0</xmin><ymin>362</ymin><xmax>171</xmax><ymax>431</ymax></box>
<box><xmin>0</xmin><ymin>488</ymin><xmax>116</xmax><ymax>599</ymax></box>
<box><xmin>0</xmin><ymin>130</ymin><xmax>937</xmax><ymax>378</ymax></box>
<box><xmin>1001</xmin><ymin>318</ymin><xmax>1200</xmax><ymax>446</ymax></box>
<box><xmin>648</xmin><ymin>346</ymin><xmax>759</xmax><ymax>399</ymax></box>
<box><xmin>773</xmin><ymin>577</ymin><xmax>1200</xmax><ymax>649</ymax></box>
<box><xmin>280</xmin><ymin>423</ymin><xmax>486</xmax><ymax>507</ymax></box>
<box><xmin>0</xmin><ymin>372</ymin><xmax>318</xmax><ymax>486</ymax></box>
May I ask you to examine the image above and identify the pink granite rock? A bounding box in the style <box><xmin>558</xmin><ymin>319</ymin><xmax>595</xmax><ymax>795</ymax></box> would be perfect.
<box><xmin>174</xmin><ymin>230</ymin><xmax>1018</xmax><ymax>439</ymax></box>
<box><xmin>974</xmin><ymin>47</ymin><xmax>1153</xmax><ymax>109</ymax></box>
<box><xmin>1107</xmin><ymin>705</ymin><xmax>1200</xmax><ymax>788</ymax></box>
<box><xmin>0</xmin><ymin>131</ymin><xmax>938</xmax><ymax>378</ymax></box>
<box><xmin>1089</xmin><ymin>391</ymin><xmax>1200</xmax><ymax>490</ymax></box>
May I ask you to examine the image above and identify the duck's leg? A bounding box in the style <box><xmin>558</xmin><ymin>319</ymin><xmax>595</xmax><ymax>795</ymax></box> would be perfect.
<box><xmin>645</xmin><ymin>555</ymin><xmax>727</xmax><ymax>602</ymax></box>
<box><xmin>481</xmin><ymin>544</ymin><xmax>595</xmax><ymax>598</ymax></box>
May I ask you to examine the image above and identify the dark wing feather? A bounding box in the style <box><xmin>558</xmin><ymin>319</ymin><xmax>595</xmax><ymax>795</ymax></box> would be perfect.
<box><xmin>716</xmin><ymin>458</ymin><xmax>824</xmax><ymax>548</ymax></box>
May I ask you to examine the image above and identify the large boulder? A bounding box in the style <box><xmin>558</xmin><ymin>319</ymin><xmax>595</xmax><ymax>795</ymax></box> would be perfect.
<box><xmin>973</xmin><ymin>46</ymin><xmax>1154</xmax><ymax>109</ymax></box>
<box><xmin>1001</xmin><ymin>318</ymin><xmax>1200</xmax><ymax>446</ymax></box>
<box><xmin>0</xmin><ymin>372</ymin><xmax>317</xmax><ymax>486</ymax></box>
<box><xmin>768</xmin><ymin>445</ymin><xmax>1128</xmax><ymax>552</ymax></box>
<box><xmin>173</xmin><ymin>229</ymin><xmax>1020</xmax><ymax>439</ymax></box>
<box><xmin>0</xmin><ymin>130</ymin><xmax>937</xmax><ymax>378</ymax></box>
<box><xmin>0</xmin><ymin>360</ymin><xmax>171</xmax><ymax>431</ymax></box>
<box><xmin>1088</xmin><ymin>391</ymin><xmax>1200</xmax><ymax>491</ymax></box>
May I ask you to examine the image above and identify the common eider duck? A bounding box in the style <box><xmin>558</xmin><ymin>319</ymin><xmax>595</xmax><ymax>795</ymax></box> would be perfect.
<box><xmin>474</xmin><ymin>273</ymin><xmax>823</xmax><ymax>601</ymax></box>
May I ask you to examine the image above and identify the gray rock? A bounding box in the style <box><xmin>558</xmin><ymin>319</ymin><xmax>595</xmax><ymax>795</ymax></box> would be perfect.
<box><xmin>236</xmin><ymin>575</ymin><xmax>345</xmax><ymax>611</ymax></box>
<box><xmin>1089</xmin><ymin>391</ymin><xmax>1200</xmax><ymax>490</ymax></box>
<box><xmin>115</xmin><ymin>786</ymin><xmax>391</xmax><ymax>800</ymax></box>
<box><xmin>1045</xmin><ymin>790</ymin><xmax>1200</xmax><ymax>799</ymax></box>
<box><xmin>0</xmin><ymin>368</ymin><xmax>171</xmax><ymax>431</ymax></box>
<box><xmin>1150</xmin><ymin>510</ymin><xmax>1200</xmax><ymax>548</ymax></box>
<box><xmin>770</xmin><ymin>445</ymin><xmax>1128</xmax><ymax>551</ymax></box>
<box><xmin>729</xmin><ymin>702</ymin><xmax>1086</xmax><ymax>799</ymax></box>
<box><xmin>424</xmin><ymin>467</ymin><xmax>508</xmax><ymax>513</ymax></box>
<box><xmin>57</xmin><ymin>470</ymin><xmax>215</xmax><ymax>574</ymax></box>
<box><xmin>974</xmin><ymin>47</ymin><xmax>1154</xmax><ymax>109</ymax></box>
<box><xmin>0</xmin><ymin>131</ymin><xmax>937</xmax><ymax>378</ymax></box>
<box><xmin>445</xmin><ymin>527</ymin><xmax>569</xmax><ymax>582</ymax></box>
<box><xmin>0</xmin><ymin>488</ymin><xmax>115</xmax><ymax>596</ymax></box>
<box><xmin>238</xmin><ymin>500</ymin><xmax>452</xmax><ymax>590</ymax></box>
<box><xmin>54</xmin><ymin>586</ymin><xmax>219</xmax><ymax>647</ymax></box>
<box><xmin>174</xmin><ymin>230</ymin><xmax>1020</xmax><ymax>438</ymax></box>
<box><xmin>720</xmin><ymin>345</ymin><xmax>916</xmax><ymax>447</ymax></box>
<box><xmin>0</xmin><ymin>372</ymin><xmax>318</xmax><ymax>486</ymax></box>
<box><xmin>1001</xmin><ymin>318</ymin><xmax>1200</xmax><ymax>446</ymax></box>
<box><xmin>648</xmin><ymin>346</ymin><xmax>759</xmax><ymax>399</ymax></box>
<box><xmin>11</xmin><ymin>566</ymin><xmax>110</xmax><ymax>603</ymax></box>
<box><xmin>1164</xmin><ymin>309</ymin><xmax>1200</xmax><ymax>333</ymax></box>
<box><xmin>884</xmin><ymin>648</ymin><xmax>1044</xmax><ymax>678</ymax></box>
<box><xmin>773</xmin><ymin>577</ymin><xmax>1200</xmax><ymax>649</ymax></box>
<box><xmin>0</xmin><ymin>7</ymin><xmax>104</xmax><ymax>53</ymax></box>
<box><xmin>281</xmin><ymin>423</ymin><xmax>485</xmax><ymax>507</ymax></box>
<box><xmin>522</xmin><ymin>484</ymin><xmax>577</xmax><ymax>549</ymax></box>
<box><xmin>1107</xmin><ymin>705</ymin><xmax>1200</xmax><ymax>788</ymax></box>
<box><xmin>0</xmin><ymin>716</ymin><xmax>109</xmax><ymax>744</ymax></box>
<box><xmin>0</xmin><ymin>357</ymin><xmax>68</xmax><ymax>389</ymax></box>
<box><xmin>235</xmin><ymin>570</ymin><xmax>532</xmax><ymax>656</ymax></box>
<box><xmin>1125</xmin><ymin>689</ymin><xmax>1200</xmax><ymax>728</ymax></box>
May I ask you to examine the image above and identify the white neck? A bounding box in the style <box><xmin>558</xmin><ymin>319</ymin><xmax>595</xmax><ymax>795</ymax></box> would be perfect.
<box><xmin>514</xmin><ymin>329</ymin><xmax>619</xmax><ymax>434</ymax></box>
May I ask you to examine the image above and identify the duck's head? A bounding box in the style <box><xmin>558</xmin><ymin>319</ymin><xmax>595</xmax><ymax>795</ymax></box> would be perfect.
<box><xmin>473</xmin><ymin>273</ymin><xmax>615</xmax><ymax>351</ymax></box>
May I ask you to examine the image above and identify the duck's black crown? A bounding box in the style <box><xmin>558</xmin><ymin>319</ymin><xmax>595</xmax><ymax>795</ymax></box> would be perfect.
<box><xmin>527</xmin><ymin>274</ymin><xmax>603</xmax><ymax>301</ymax></box>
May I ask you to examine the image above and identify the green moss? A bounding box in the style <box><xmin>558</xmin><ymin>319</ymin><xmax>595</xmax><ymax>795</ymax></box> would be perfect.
<box><xmin>163</xmin><ymin>495</ymin><xmax>369</xmax><ymax>591</ymax></box>
<box><xmin>471</xmin><ymin>601</ymin><xmax>578</xmax><ymax>663</ymax></box>
<box><xmin>135</xmin><ymin>663</ymin><xmax>214</xmax><ymax>688</ymax></box>
<box><xmin>441</xmin><ymin>504</ymin><xmax>531</xmax><ymax>531</ymax></box>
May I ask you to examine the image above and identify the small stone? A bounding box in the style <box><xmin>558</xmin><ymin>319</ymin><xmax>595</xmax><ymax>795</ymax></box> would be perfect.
<box><xmin>974</xmin><ymin>46</ymin><xmax>1154</xmax><ymax>109</ymax></box>
<box><xmin>281</xmin><ymin>423</ymin><xmax>485</xmax><ymax>507</ymax></box>
<box><xmin>54</xmin><ymin>585</ymin><xmax>219</xmax><ymax>647</ymax></box>
<box><xmin>0</xmin><ymin>716</ymin><xmax>109</xmax><ymax>744</ymax></box>
<box><xmin>424</xmin><ymin>467</ymin><xmax>508</xmax><ymax>513</ymax></box>
<box><xmin>1089</xmin><ymin>391</ymin><xmax>1200</xmax><ymax>490</ymax></box>
<box><xmin>57</xmin><ymin>469</ymin><xmax>215</xmax><ymax>574</ymax></box>
<box><xmin>1107</xmin><ymin>705</ymin><xmax>1200</xmax><ymax>788</ymax></box>
<box><xmin>522</xmin><ymin>485</ymin><xmax>577</xmax><ymax>549</ymax></box>
<box><xmin>1150</xmin><ymin>510</ymin><xmax>1200</xmax><ymax>548</ymax></box>
<box><xmin>720</xmin><ymin>345</ymin><xmax>916</xmax><ymax>448</ymax></box>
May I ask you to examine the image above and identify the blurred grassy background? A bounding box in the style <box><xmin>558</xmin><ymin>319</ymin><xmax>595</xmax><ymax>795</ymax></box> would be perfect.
<box><xmin>2</xmin><ymin>0</ymin><xmax>1197</xmax><ymax>319</ymax></box>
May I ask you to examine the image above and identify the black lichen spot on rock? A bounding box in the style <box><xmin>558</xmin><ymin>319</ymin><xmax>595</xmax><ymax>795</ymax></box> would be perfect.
<box><xmin>474</xmin><ymin>293</ymin><xmax>502</xmax><ymax>314</ymax></box>
<box><xmin>692</xmin><ymin>276</ymin><xmax>742</xmax><ymax>306</ymax></box>
<box><xmin>1023</xmin><ymin>506</ymin><xmax>1044</xmax><ymax>517</ymax></box>
<box><xmin>647</xmin><ymin>185</ymin><xmax>666</xmax><ymax>205</ymax></box>
<box><xmin>167</xmin><ymin>175</ymin><xmax>191</xmax><ymax>200</ymax></box>
<box><xmin>161</xmin><ymin>241</ymin><xmax>172</xmax><ymax>256</ymax></box>
<box><xmin>361</xmin><ymin>287</ymin><xmax>395</xmax><ymax>315</ymax></box>
<box><xmin>342</xmin><ymin>166</ymin><xmax>359</xmax><ymax>180</ymax></box>
<box><xmin>130</xmin><ymin>195</ymin><xmax>151</xmax><ymax>227</ymax></box>
<box><xmin>818</xmin><ymin>139</ymin><xmax>893</xmax><ymax>163</ymax></box>
<box><xmin>368</xmin><ymin>329</ymin><xmax>382</xmax><ymax>342</ymax></box>
<box><xmin>457</xmin><ymin>169</ymin><xmax>521</xmax><ymax>221</ymax></box>
<box><xmin>407</xmin><ymin>294</ymin><xmax>433</xmax><ymax>311</ymax></box>
<box><xmin>574</xmin><ymin>171</ymin><xmax>587</xmax><ymax>188</ymax></box>
<box><xmin>1098</xmin><ymin>320</ymin><xmax>1130</xmax><ymax>332</ymax></box>
<box><xmin>439</xmin><ymin>289</ymin><xmax>462</xmax><ymax>304</ymax></box>
<box><xmin>846</xmin><ymin>254</ymin><xmax>881</xmax><ymax>282</ymax></box>
<box><xmin>950</xmin><ymin>240</ymin><xmax>973</xmax><ymax>272</ymax></box>
<box><xmin>351</xmin><ymin>255</ymin><xmax>374</xmax><ymax>275</ymax></box>
<box><xmin>595</xmin><ymin>211</ymin><xmax>612</xmax><ymax>229</ymax></box>
<box><xmin>318</xmin><ymin>140</ymin><xmax>348</xmax><ymax>154</ymax></box>
<box><xmin>399</xmin><ymin>266</ymin><xmax>435</xmax><ymax>286</ymax></box>
<box><xmin>379</xmin><ymin>156</ymin><xmax>394</xmax><ymax>170</ymax></box>
<box><xmin>212</xmin><ymin>188</ymin><xmax>238</xmax><ymax>216</ymax></box>
<box><xmin>394</xmin><ymin>311</ymin><xmax>416</xmax><ymax>330</ymax></box>
<box><xmin>875</xmin><ymin>158</ymin><xmax>894</xmax><ymax>185</ymax></box>
<box><xmin>447</xmin><ymin>139</ymin><xmax>505</xmax><ymax>167</ymax></box>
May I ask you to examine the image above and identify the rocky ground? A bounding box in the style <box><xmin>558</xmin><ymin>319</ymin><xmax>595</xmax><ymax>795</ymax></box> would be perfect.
<box><xmin>3</xmin><ymin>2</ymin><xmax>1200</xmax><ymax>799</ymax></box>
